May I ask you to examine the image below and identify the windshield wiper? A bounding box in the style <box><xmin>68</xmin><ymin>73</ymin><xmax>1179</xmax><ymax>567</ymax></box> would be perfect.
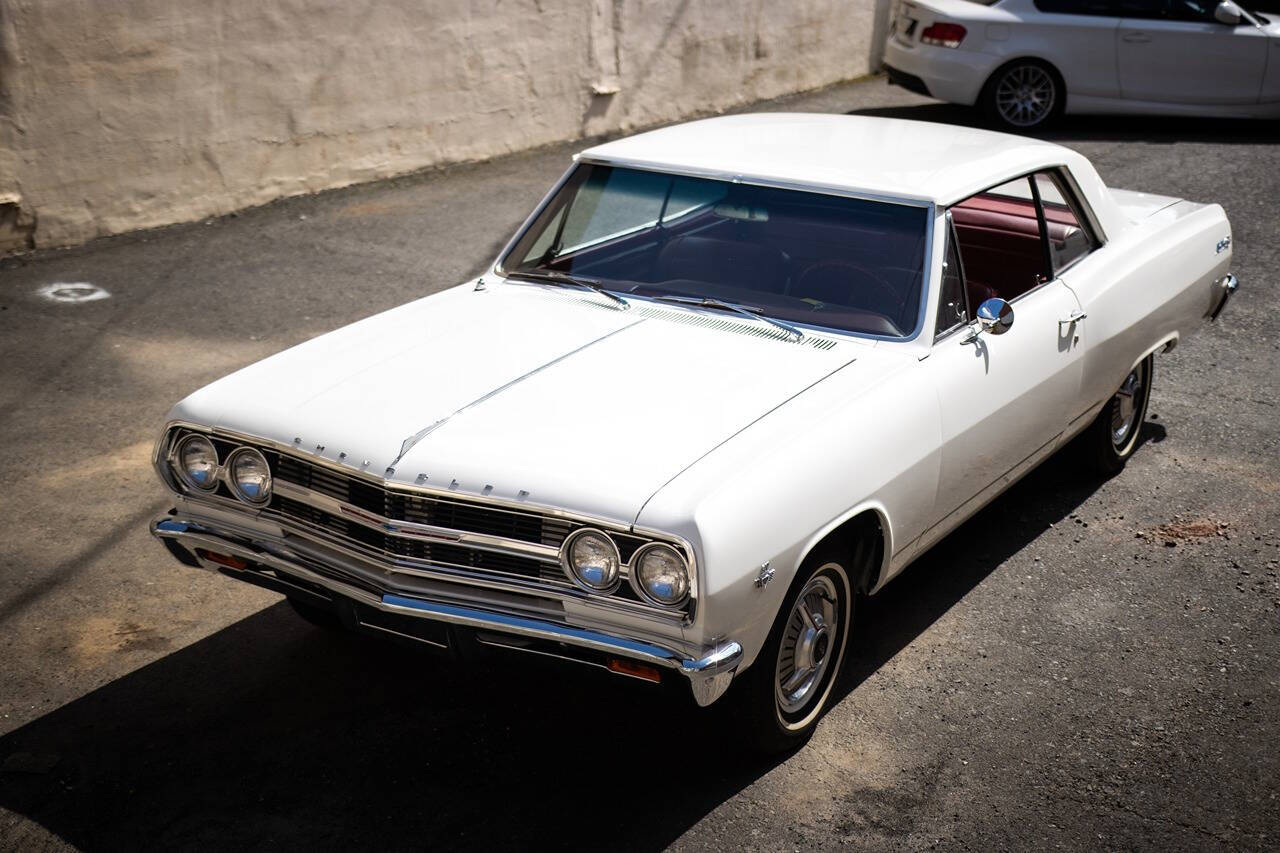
<box><xmin>504</xmin><ymin>269</ymin><xmax>629</xmax><ymax>310</ymax></box>
<box><xmin>652</xmin><ymin>294</ymin><xmax>803</xmax><ymax>341</ymax></box>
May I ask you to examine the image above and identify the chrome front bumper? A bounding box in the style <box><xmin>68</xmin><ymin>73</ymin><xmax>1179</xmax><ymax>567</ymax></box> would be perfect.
<box><xmin>151</xmin><ymin>513</ymin><xmax>742</xmax><ymax>706</ymax></box>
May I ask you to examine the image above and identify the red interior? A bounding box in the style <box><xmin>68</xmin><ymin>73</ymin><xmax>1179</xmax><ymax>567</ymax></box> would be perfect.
<box><xmin>951</xmin><ymin>193</ymin><xmax>1073</xmax><ymax>306</ymax></box>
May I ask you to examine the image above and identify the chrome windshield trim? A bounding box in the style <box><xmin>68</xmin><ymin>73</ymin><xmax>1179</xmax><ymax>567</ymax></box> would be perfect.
<box><xmin>273</xmin><ymin>480</ymin><xmax>561</xmax><ymax>564</ymax></box>
<box><xmin>493</xmin><ymin>160</ymin><xmax>936</xmax><ymax>345</ymax></box>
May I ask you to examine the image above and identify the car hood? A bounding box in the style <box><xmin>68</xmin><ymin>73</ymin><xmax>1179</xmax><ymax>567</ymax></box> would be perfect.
<box><xmin>171</xmin><ymin>281</ymin><xmax>870</xmax><ymax>524</ymax></box>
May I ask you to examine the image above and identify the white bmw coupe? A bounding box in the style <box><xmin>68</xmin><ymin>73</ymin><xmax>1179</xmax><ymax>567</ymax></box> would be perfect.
<box><xmin>883</xmin><ymin>0</ymin><xmax>1280</xmax><ymax>129</ymax></box>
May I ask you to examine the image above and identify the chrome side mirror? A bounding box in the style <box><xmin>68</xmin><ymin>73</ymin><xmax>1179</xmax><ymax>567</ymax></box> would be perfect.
<box><xmin>963</xmin><ymin>297</ymin><xmax>1014</xmax><ymax>343</ymax></box>
<box><xmin>1214</xmin><ymin>0</ymin><xmax>1242</xmax><ymax>24</ymax></box>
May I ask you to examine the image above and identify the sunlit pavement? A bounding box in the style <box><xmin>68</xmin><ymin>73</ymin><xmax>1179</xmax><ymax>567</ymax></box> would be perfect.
<box><xmin>1</xmin><ymin>75</ymin><xmax>1277</xmax><ymax>851</ymax></box>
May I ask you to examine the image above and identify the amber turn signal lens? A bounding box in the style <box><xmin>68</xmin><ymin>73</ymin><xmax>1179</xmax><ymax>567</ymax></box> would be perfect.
<box><xmin>607</xmin><ymin>658</ymin><xmax>662</xmax><ymax>683</ymax></box>
<box><xmin>195</xmin><ymin>548</ymin><xmax>248</xmax><ymax>570</ymax></box>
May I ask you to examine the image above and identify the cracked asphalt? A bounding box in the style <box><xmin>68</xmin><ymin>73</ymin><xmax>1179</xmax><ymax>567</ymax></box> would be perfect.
<box><xmin>1</xmin><ymin>76</ymin><xmax>1277</xmax><ymax>851</ymax></box>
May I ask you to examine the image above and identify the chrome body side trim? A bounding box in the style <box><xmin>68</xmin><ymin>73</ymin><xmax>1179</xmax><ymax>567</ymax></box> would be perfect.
<box><xmin>151</xmin><ymin>514</ymin><xmax>741</xmax><ymax>705</ymax></box>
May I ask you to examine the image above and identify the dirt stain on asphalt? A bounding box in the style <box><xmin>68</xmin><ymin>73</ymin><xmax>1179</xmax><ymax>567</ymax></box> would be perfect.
<box><xmin>1143</xmin><ymin>518</ymin><xmax>1233</xmax><ymax>545</ymax></box>
<box><xmin>72</xmin><ymin>618</ymin><xmax>173</xmax><ymax>659</ymax></box>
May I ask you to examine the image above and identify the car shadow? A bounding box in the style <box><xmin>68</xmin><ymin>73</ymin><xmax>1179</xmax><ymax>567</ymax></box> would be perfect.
<box><xmin>0</xmin><ymin>440</ymin><xmax>1132</xmax><ymax>850</ymax></box>
<box><xmin>847</xmin><ymin>100</ymin><xmax>1280</xmax><ymax>144</ymax></box>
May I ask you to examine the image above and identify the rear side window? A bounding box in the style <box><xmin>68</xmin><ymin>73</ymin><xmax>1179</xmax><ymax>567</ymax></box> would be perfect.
<box><xmin>1033</xmin><ymin>172</ymin><xmax>1098</xmax><ymax>274</ymax></box>
<box><xmin>1034</xmin><ymin>0</ymin><xmax>1117</xmax><ymax>14</ymax></box>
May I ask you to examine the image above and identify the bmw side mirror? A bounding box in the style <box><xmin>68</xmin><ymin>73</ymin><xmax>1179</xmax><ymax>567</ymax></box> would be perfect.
<box><xmin>1214</xmin><ymin>1</ymin><xmax>1242</xmax><ymax>25</ymax></box>
<box><xmin>963</xmin><ymin>297</ymin><xmax>1014</xmax><ymax>344</ymax></box>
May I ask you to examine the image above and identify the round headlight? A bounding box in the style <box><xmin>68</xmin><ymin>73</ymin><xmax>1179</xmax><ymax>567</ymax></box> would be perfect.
<box><xmin>561</xmin><ymin>529</ymin><xmax>620</xmax><ymax>591</ymax></box>
<box><xmin>175</xmin><ymin>434</ymin><xmax>219</xmax><ymax>491</ymax></box>
<box><xmin>632</xmin><ymin>544</ymin><xmax>691</xmax><ymax>606</ymax></box>
<box><xmin>228</xmin><ymin>447</ymin><xmax>272</xmax><ymax>504</ymax></box>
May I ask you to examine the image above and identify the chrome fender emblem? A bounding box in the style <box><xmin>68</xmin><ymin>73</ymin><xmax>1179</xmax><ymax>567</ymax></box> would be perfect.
<box><xmin>1216</xmin><ymin>236</ymin><xmax>1231</xmax><ymax>254</ymax></box>
<box><xmin>755</xmin><ymin>562</ymin><xmax>775</xmax><ymax>589</ymax></box>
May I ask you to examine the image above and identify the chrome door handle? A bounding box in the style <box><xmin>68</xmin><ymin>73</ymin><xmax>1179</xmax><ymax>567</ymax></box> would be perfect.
<box><xmin>1121</xmin><ymin>32</ymin><xmax>1151</xmax><ymax>43</ymax></box>
<box><xmin>1058</xmin><ymin>310</ymin><xmax>1087</xmax><ymax>329</ymax></box>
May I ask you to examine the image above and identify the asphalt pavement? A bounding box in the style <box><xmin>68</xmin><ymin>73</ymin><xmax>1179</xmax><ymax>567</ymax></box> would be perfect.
<box><xmin>1</xmin><ymin>75</ymin><xmax>1278</xmax><ymax>851</ymax></box>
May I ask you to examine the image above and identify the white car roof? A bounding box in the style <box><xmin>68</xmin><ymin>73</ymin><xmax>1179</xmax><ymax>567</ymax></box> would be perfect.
<box><xmin>578</xmin><ymin>113</ymin><xmax>1098</xmax><ymax>210</ymax></box>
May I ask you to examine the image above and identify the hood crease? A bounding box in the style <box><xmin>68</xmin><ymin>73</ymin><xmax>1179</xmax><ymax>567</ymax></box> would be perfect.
<box><xmin>388</xmin><ymin>317</ymin><xmax>647</xmax><ymax>470</ymax></box>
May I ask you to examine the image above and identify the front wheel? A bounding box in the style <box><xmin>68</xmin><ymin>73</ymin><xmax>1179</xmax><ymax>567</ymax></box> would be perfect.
<box><xmin>1085</xmin><ymin>355</ymin><xmax>1154</xmax><ymax>475</ymax></box>
<box><xmin>726</xmin><ymin>550</ymin><xmax>854</xmax><ymax>754</ymax></box>
<box><xmin>979</xmin><ymin>60</ymin><xmax>1062</xmax><ymax>131</ymax></box>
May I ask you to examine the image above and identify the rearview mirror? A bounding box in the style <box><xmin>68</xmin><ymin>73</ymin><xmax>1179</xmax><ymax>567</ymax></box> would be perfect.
<box><xmin>1214</xmin><ymin>0</ymin><xmax>1242</xmax><ymax>25</ymax></box>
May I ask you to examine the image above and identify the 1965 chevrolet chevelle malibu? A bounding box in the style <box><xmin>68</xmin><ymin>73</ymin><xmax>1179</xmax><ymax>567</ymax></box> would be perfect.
<box><xmin>152</xmin><ymin>114</ymin><xmax>1237</xmax><ymax>750</ymax></box>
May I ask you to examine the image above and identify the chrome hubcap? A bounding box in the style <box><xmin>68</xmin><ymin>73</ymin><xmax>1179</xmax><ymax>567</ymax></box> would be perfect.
<box><xmin>776</xmin><ymin>575</ymin><xmax>840</xmax><ymax>714</ymax></box>
<box><xmin>995</xmin><ymin>66</ymin><xmax>1054</xmax><ymax>127</ymax></box>
<box><xmin>1111</xmin><ymin>362</ymin><xmax>1147</xmax><ymax>448</ymax></box>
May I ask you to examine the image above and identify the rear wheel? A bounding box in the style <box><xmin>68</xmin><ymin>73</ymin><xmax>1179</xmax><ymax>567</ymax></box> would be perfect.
<box><xmin>727</xmin><ymin>549</ymin><xmax>854</xmax><ymax>754</ymax></box>
<box><xmin>1086</xmin><ymin>355</ymin><xmax>1153</xmax><ymax>475</ymax></box>
<box><xmin>980</xmin><ymin>60</ymin><xmax>1063</xmax><ymax>131</ymax></box>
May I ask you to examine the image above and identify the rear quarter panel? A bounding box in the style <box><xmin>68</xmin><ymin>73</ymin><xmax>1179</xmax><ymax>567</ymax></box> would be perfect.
<box><xmin>1063</xmin><ymin>200</ymin><xmax>1232</xmax><ymax>420</ymax></box>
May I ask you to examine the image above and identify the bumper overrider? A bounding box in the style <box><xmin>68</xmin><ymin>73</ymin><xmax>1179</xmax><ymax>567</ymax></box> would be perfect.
<box><xmin>151</xmin><ymin>512</ymin><xmax>743</xmax><ymax>706</ymax></box>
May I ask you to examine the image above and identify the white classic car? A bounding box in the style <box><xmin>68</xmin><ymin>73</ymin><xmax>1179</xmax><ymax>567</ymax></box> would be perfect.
<box><xmin>151</xmin><ymin>114</ymin><xmax>1237</xmax><ymax>750</ymax></box>
<box><xmin>883</xmin><ymin>0</ymin><xmax>1280</xmax><ymax>129</ymax></box>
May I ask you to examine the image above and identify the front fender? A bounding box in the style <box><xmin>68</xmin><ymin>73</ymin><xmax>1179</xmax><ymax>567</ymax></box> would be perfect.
<box><xmin>636</xmin><ymin>349</ymin><xmax>939</xmax><ymax>674</ymax></box>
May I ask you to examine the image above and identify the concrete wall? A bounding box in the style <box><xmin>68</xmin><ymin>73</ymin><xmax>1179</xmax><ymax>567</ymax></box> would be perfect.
<box><xmin>0</xmin><ymin>0</ymin><xmax>888</xmax><ymax>251</ymax></box>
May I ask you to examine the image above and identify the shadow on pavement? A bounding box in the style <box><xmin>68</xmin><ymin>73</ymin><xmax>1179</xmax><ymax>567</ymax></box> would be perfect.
<box><xmin>847</xmin><ymin>99</ymin><xmax>1280</xmax><ymax>144</ymax></box>
<box><xmin>0</xmin><ymin>442</ymin><xmax>1124</xmax><ymax>850</ymax></box>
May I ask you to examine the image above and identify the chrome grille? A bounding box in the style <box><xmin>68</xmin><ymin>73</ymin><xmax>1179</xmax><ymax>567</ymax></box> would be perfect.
<box><xmin>272</xmin><ymin>454</ymin><xmax>570</xmax><ymax>550</ymax></box>
<box><xmin>175</xmin><ymin>431</ymin><xmax>691</xmax><ymax>617</ymax></box>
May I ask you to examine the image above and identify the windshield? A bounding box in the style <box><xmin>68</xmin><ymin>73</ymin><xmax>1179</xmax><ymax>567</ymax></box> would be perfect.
<box><xmin>498</xmin><ymin>164</ymin><xmax>931</xmax><ymax>338</ymax></box>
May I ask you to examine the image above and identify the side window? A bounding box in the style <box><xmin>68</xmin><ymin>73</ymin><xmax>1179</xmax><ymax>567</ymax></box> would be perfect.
<box><xmin>1033</xmin><ymin>0</ymin><xmax>1117</xmax><ymax>14</ymax></box>
<box><xmin>1117</xmin><ymin>0</ymin><xmax>1168</xmax><ymax>18</ymax></box>
<box><xmin>1163</xmin><ymin>0</ymin><xmax>1221</xmax><ymax>21</ymax></box>
<box><xmin>935</xmin><ymin>220</ymin><xmax>969</xmax><ymax>338</ymax></box>
<box><xmin>1033</xmin><ymin>171</ymin><xmax>1098</xmax><ymax>274</ymax></box>
<box><xmin>950</xmin><ymin>176</ymin><xmax>1051</xmax><ymax>304</ymax></box>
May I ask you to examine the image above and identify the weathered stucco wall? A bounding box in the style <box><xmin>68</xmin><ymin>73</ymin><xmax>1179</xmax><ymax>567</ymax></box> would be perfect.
<box><xmin>0</xmin><ymin>0</ymin><xmax>888</xmax><ymax>251</ymax></box>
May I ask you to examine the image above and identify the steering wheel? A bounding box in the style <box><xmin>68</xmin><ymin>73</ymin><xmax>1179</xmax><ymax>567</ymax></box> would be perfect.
<box><xmin>793</xmin><ymin>261</ymin><xmax>906</xmax><ymax>319</ymax></box>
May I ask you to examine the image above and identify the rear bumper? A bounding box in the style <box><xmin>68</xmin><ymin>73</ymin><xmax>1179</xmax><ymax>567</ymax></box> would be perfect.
<box><xmin>882</xmin><ymin>37</ymin><xmax>994</xmax><ymax>106</ymax></box>
<box><xmin>885</xmin><ymin>64</ymin><xmax>931</xmax><ymax>97</ymax></box>
<box><xmin>152</xmin><ymin>513</ymin><xmax>742</xmax><ymax>705</ymax></box>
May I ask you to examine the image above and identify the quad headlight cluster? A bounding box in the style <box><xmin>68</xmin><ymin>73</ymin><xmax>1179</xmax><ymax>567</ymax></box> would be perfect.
<box><xmin>559</xmin><ymin>528</ymin><xmax>692</xmax><ymax>608</ymax></box>
<box><xmin>171</xmin><ymin>433</ymin><xmax>272</xmax><ymax>506</ymax></box>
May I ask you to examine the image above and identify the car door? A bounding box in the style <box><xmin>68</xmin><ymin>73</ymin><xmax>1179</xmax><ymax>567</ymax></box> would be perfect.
<box><xmin>1117</xmin><ymin>0</ymin><xmax>1268</xmax><ymax>104</ymax></box>
<box><xmin>1025</xmin><ymin>0</ymin><xmax>1124</xmax><ymax>100</ymax></box>
<box><xmin>921</xmin><ymin>175</ymin><xmax>1086</xmax><ymax>546</ymax></box>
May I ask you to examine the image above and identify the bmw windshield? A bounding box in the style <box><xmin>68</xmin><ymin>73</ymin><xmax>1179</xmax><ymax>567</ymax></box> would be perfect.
<box><xmin>498</xmin><ymin>164</ymin><xmax>931</xmax><ymax>339</ymax></box>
